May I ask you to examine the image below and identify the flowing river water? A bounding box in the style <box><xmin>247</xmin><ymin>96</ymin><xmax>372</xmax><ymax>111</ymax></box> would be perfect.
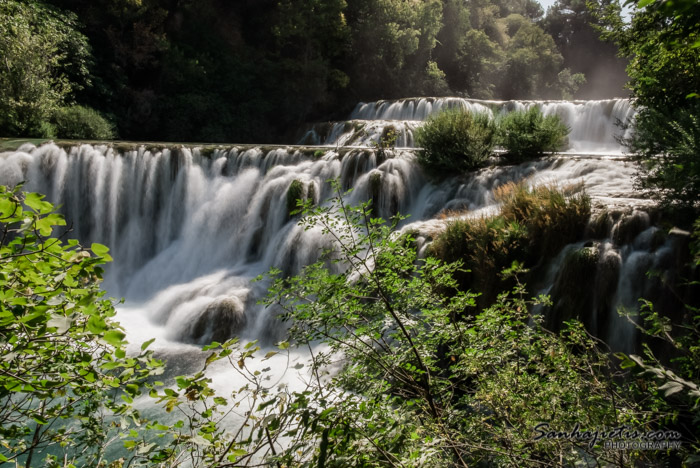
<box><xmin>0</xmin><ymin>97</ymin><xmax>683</xmax><ymax>395</ymax></box>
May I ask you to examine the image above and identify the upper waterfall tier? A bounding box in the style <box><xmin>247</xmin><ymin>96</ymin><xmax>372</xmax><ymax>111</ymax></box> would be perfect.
<box><xmin>300</xmin><ymin>97</ymin><xmax>635</xmax><ymax>154</ymax></box>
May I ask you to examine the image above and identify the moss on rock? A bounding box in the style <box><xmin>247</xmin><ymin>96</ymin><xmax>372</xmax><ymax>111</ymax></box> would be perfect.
<box><xmin>287</xmin><ymin>179</ymin><xmax>305</xmax><ymax>217</ymax></box>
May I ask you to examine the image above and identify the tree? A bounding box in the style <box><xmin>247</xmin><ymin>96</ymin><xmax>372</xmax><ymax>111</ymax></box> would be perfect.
<box><xmin>600</xmin><ymin>0</ymin><xmax>700</xmax><ymax>206</ymax></box>
<box><xmin>0</xmin><ymin>0</ymin><xmax>91</xmax><ymax>137</ymax></box>
<box><xmin>497</xmin><ymin>19</ymin><xmax>579</xmax><ymax>99</ymax></box>
<box><xmin>344</xmin><ymin>0</ymin><xmax>444</xmax><ymax>99</ymax></box>
<box><xmin>543</xmin><ymin>0</ymin><xmax>627</xmax><ymax>98</ymax></box>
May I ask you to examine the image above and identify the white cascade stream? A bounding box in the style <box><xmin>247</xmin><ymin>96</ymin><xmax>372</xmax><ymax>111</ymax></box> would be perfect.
<box><xmin>0</xmin><ymin>138</ymin><xmax>662</xmax><ymax>356</ymax></box>
<box><xmin>300</xmin><ymin>97</ymin><xmax>636</xmax><ymax>154</ymax></box>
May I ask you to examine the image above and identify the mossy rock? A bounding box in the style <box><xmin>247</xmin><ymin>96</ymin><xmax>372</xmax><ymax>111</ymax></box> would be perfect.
<box><xmin>369</xmin><ymin>171</ymin><xmax>382</xmax><ymax>202</ymax></box>
<box><xmin>185</xmin><ymin>298</ymin><xmax>246</xmax><ymax>344</ymax></box>
<box><xmin>286</xmin><ymin>179</ymin><xmax>317</xmax><ymax>218</ymax></box>
<box><xmin>545</xmin><ymin>245</ymin><xmax>600</xmax><ymax>332</ymax></box>
<box><xmin>287</xmin><ymin>180</ymin><xmax>305</xmax><ymax>216</ymax></box>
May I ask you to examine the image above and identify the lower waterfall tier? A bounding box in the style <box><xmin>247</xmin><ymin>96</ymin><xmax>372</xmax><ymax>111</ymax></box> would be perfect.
<box><xmin>0</xmin><ymin>142</ymin><xmax>673</xmax><ymax>350</ymax></box>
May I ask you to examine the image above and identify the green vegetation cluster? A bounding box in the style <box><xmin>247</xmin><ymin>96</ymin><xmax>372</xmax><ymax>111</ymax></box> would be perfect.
<box><xmin>0</xmin><ymin>0</ymin><xmax>114</xmax><ymax>140</ymax></box>
<box><xmin>0</xmin><ymin>0</ymin><xmax>625</xmax><ymax>142</ymax></box>
<box><xmin>416</xmin><ymin>107</ymin><xmax>570</xmax><ymax>174</ymax></box>
<box><xmin>600</xmin><ymin>0</ymin><xmax>700</xmax><ymax>207</ymax></box>
<box><xmin>496</xmin><ymin>106</ymin><xmax>570</xmax><ymax>160</ymax></box>
<box><xmin>415</xmin><ymin>109</ymin><xmax>496</xmax><ymax>174</ymax></box>
<box><xmin>430</xmin><ymin>182</ymin><xmax>590</xmax><ymax>305</ymax></box>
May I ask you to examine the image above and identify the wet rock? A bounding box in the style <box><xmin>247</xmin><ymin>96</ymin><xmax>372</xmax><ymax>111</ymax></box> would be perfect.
<box><xmin>185</xmin><ymin>297</ymin><xmax>246</xmax><ymax>344</ymax></box>
<box><xmin>545</xmin><ymin>245</ymin><xmax>600</xmax><ymax>332</ymax></box>
<box><xmin>612</xmin><ymin>210</ymin><xmax>650</xmax><ymax>246</ymax></box>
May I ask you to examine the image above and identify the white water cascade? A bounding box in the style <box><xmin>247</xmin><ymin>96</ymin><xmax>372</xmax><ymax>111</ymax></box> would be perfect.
<box><xmin>300</xmin><ymin>97</ymin><xmax>636</xmax><ymax>154</ymax></box>
<box><xmin>0</xmin><ymin>143</ymin><xmax>663</xmax><ymax>355</ymax></box>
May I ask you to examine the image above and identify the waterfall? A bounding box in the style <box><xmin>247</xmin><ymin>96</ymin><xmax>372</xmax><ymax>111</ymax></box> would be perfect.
<box><xmin>301</xmin><ymin>97</ymin><xmax>636</xmax><ymax>154</ymax></box>
<box><xmin>1</xmin><ymin>136</ymin><xmax>664</xmax><ymax>351</ymax></box>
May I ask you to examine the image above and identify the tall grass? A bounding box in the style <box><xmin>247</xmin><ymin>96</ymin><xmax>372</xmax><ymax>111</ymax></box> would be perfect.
<box><xmin>429</xmin><ymin>182</ymin><xmax>590</xmax><ymax>305</ymax></box>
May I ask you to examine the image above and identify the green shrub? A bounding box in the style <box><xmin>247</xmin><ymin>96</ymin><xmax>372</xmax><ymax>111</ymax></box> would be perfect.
<box><xmin>415</xmin><ymin>108</ymin><xmax>496</xmax><ymax>175</ymax></box>
<box><xmin>628</xmin><ymin>104</ymin><xmax>700</xmax><ymax>207</ymax></box>
<box><xmin>496</xmin><ymin>107</ymin><xmax>569</xmax><ymax>161</ymax></box>
<box><xmin>52</xmin><ymin>105</ymin><xmax>116</xmax><ymax>140</ymax></box>
<box><xmin>263</xmin><ymin>186</ymin><xmax>650</xmax><ymax>467</ymax></box>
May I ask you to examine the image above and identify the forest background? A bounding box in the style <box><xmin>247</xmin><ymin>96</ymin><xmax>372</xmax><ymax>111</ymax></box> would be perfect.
<box><xmin>0</xmin><ymin>0</ymin><xmax>628</xmax><ymax>143</ymax></box>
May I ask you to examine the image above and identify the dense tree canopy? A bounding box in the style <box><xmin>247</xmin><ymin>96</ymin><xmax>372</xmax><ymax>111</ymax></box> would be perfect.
<box><xmin>601</xmin><ymin>0</ymin><xmax>700</xmax><ymax>206</ymax></box>
<box><xmin>0</xmin><ymin>0</ymin><xmax>627</xmax><ymax>142</ymax></box>
<box><xmin>0</xmin><ymin>0</ymin><xmax>91</xmax><ymax>137</ymax></box>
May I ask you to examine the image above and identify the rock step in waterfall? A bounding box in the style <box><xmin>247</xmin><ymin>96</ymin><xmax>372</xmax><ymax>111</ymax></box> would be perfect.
<box><xmin>0</xmin><ymin>96</ymin><xmax>677</xmax><ymax>354</ymax></box>
<box><xmin>299</xmin><ymin>97</ymin><xmax>636</xmax><ymax>154</ymax></box>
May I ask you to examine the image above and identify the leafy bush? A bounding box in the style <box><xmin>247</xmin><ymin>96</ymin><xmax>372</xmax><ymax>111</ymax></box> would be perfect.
<box><xmin>429</xmin><ymin>182</ymin><xmax>590</xmax><ymax>303</ymax></box>
<box><xmin>52</xmin><ymin>105</ymin><xmax>116</xmax><ymax>140</ymax></box>
<box><xmin>496</xmin><ymin>107</ymin><xmax>569</xmax><ymax>160</ymax></box>
<box><xmin>0</xmin><ymin>186</ymin><xmax>160</xmax><ymax>464</ymax></box>
<box><xmin>628</xmin><ymin>104</ymin><xmax>700</xmax><ymax>207</ymax></box>
<box><xmin>0</xmin><ymin>0</ymin><xmax>91</xmax><ymax>138</ymax></box>
<box><xmin>415</xmin><ymin>108</ymin><xmax>496</xmax><ymax>175</ymax></box>
<box><xmin>262</xmin><ymin>185</ymin><xmax>655</xmax><ymax>467</ymax></box>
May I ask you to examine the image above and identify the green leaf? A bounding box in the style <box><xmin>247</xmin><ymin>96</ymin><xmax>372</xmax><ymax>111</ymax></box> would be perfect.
<box><xmin>24</xmin><ymin>192</ymin><xmax>53</xmax><ymax>214</ymax></box>
<box><xmin>32</xmin><ymin>414</ymin><xmax>49</xmax><ymax>425</ymax></box>
<box><xmin>141</xmin><ymin>338</ymin><xmax>156</xmax><ymax>351</ymax></box>
<box><xmin>103</xmin><ymin>330</ymin><xmax>126</xmax><ymax>347</ymax></box>
<box><xmin>87</xmin><ymin>315</ymin><xmax>107</xmax><ymax>334</ymax></box>
<box><xmin>227</xmin><ymin>449</ymin><xmax>247</xmax><ymax>461</ymax></box>
<box><xmin>637</xmin><ymin>0</ymin><xmax>655</xmax><ymax>7</ymax></box>
<box><xmin>91</xmin><ymin>243</ymin><xmax>111</xmax><ymax>258</ymax></box>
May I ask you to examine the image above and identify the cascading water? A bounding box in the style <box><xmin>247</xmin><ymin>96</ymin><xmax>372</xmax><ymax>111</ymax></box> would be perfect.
<box><xmin>300</xmin><ymin>97</ymin><xmax>636</xmax><ymax>154</ymax></box>
<box><xmin>1</xmin><ymin>146</ymin><xmax>660</xmax><ymax>353</ymax></box>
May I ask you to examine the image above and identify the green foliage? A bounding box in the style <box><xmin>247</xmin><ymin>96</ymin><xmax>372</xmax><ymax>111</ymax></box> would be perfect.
<box><xmin>0</xmin><ymin>186</ymin><xmax>163</xmax><ymax>465</ymax></box>
<box><xmin>0</xmin><ymin>0</ymin><xmax>91</xmax><ymax>137</ymax></box>
<box><xmin>543</xmin><ymin>0</ymin><xmax>627</xmax><ymax>99</ymax></box>
<box><xmin>52</xmin><ymin>105</ymin><xmax>116</xmax><ymax>140</ymax></box>
<box><xmin>429</xmin><ymin>182</ymin><xmax>590</xmax><ymax>303</ymax></box>
<box><xmin>496</xmin><ymin>107</ymin><xmax>570</xmax><ymax>161</ymax></box>
<box><xmin>344</xmin><ymin>0</ymin><xmax>444</xmax><ymax>99</ymax></box>
<box><xmin>0</xmin><ymin>186</ymin><xmax>315</xmax><ymax>466</ymax></box>
<box><xmin>498</xmin><ymin>20</ymin><xmax>572</xmax><ymax>99</ymax></box>
<box><xmin>261</xmin><ymin>184</ymin><xmax>649</xmax><ymax>466</ymax></box>
<box><xmin>628</xmin><ymin>104</ymin><xmax>700</xmax><ymax>206</ymax></box>
<box><xmin>600</xmin><ymin>0</ymin><xmax>700</xmax><ymax>206</ymax></box>
<box><xmin>26</xmin><ymin>0</ymin><xmax>607</xmax><ymax>143</ymax></box>
<box><xmin>287</xmin><ymin>179</ymin><xmax>306</xmax><ymax>217</ymax></box>
<box><xmin>415</xmin><ymin>109</ymin><xmax>496</xmax><ymax>175</ymax></box>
